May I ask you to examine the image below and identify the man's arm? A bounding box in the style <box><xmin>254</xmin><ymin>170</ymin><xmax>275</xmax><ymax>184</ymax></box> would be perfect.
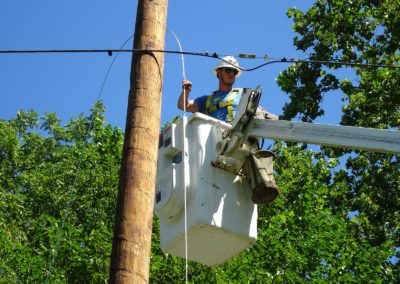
<box><xmin>178</xmin><ymin>80</ymin><xmax>199</xmax><ymax>112</ymax></box>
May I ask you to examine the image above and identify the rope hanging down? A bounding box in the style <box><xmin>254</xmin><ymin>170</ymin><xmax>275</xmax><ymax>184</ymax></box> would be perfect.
<box><xmin>166</xmin><ymin>29</ymin><xmax>190</xmax><ymax>284</ymax></box>
<box><xmin>1</xmin><ymin>48</ymin><xmax>400</xmax><ymax>71</ymax></box>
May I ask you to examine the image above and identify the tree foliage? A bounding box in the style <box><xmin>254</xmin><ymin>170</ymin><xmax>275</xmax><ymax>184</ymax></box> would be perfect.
<box><xmin>1</xmin><ymin>104</ymin><xmax>398</xmax><ymax>282</ymax></box>
<box><xmin>275</xmin><ymin>0</ymin><xmax>400</xmax><ymax>281</ymax></box>
<box><xmin>0</xmin><ymin>102</ymin><xmax>123</xmax><ymax>283</ymax></box>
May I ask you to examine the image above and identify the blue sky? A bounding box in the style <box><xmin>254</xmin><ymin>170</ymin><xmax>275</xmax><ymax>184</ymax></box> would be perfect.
<box><xmin>0</xmin><ymin>0</ymin><xmax>340</xmax><ymax>131</ymax></box>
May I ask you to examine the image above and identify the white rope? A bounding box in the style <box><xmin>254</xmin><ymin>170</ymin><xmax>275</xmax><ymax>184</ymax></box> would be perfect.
<box><xmin>167</xmin><ymin>28</ymin><xmax>189</xmax><ymax>284</ymax></box>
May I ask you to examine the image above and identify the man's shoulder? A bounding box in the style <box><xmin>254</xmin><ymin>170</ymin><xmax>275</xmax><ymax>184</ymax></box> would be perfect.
<box><xmin>194</xmin><ymin>93</ymin><xmax>213</xmax><ymax>111</ymax></box>
<box><xmin>195</xmin><ymin>93</ymin><xmax>212</xmax><ymax>102</ymax></box>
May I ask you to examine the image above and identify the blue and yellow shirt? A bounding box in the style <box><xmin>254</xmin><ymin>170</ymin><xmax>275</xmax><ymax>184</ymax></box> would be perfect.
<box><xmin>194</xmin><ymin>88</ymin><xmax>243</xmax><ymax>123</ymax></box>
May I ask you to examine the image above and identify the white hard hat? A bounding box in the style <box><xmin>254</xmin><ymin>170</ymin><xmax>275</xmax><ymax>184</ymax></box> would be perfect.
<box><xmin>213</xmin><ymin>55</ymin><xmax>242</xmax><ymax>77</ymax></box>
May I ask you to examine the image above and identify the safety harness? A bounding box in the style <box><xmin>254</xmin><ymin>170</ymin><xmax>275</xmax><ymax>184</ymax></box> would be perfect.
<box><xmin>205</xmin><ymin>88</ymin><xmax>243</xmax><ymax>123</ymax></box>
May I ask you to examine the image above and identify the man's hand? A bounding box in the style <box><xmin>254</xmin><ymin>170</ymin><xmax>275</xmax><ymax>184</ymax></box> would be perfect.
<box><xmin>182</xmin><ymin>79</ymin><xmax>192</xmax><ymax>93</ymax></box>
<box><xmin>178</xmin><ymin>79</ymin><xmax>198</xmax><ymax>112</ymax></box>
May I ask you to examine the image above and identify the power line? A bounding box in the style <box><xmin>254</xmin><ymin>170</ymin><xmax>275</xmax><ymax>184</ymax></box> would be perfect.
<box><xmin>1</xmin><ymin>48</ymin><xmax>400</xmax><ymax>70</ymax></box>
<box><xmin>0</xmin><ymin>48</ymin><xmax>211</xmax><ymax>57</ymax></box>
<box><xmin>241</xmin><ymin>57</ymin><xmax>400</xmax><ymax>71</ymax></box>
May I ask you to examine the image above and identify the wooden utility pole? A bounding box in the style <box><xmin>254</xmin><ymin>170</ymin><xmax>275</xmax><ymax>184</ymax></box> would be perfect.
<box><xmin>109</xmin><ymin>0</ymin><xmax>168</xmax><ymax>283</ymax></box>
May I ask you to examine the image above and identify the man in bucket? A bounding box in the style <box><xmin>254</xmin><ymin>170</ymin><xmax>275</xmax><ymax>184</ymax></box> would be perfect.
<box><xmin>177</xmin><ymin>56</ymin><xmax>280</xmax><ymax>205</ymax></box>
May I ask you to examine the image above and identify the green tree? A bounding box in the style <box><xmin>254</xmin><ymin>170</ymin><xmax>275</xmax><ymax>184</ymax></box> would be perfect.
<box><xmin>0</xmin><ymin>102</ymin><xmax>123</xmax><ymax>283</ymax></box>
<box><xmin>275</xmin><ymin>0</ymin><xmax>399</xmax><ymax>281</ymax></box>
<box><xmin>1</xmin><ymin>103</ymin><xmax>397</xmax><ymax>282</ymax></box>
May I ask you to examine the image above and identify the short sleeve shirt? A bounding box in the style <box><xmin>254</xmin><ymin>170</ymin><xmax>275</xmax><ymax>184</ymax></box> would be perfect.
<box><xmin>194</xmin><ymin>89</ymin><xmax>242</xmax><ymax>122</ymax></box>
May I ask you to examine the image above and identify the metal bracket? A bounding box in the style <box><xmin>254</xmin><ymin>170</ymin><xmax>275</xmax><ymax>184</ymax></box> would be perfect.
<box><xmin>212</xmin><ymin>86</ymin><xmax>262</xmax><ymax>174</ymax></box>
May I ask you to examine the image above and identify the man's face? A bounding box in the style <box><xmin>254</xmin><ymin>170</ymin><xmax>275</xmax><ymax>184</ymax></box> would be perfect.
<box><xmin>217</xmin><ymin>67</ymin><xmax>238</xmax><ymax>85</ymax></box>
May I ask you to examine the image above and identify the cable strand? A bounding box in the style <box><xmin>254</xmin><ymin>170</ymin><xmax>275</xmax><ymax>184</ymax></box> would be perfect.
<box><xmin>1</xmin><ymin>48</ymin><xmax>399</xmax><ymax>70</ymax></box>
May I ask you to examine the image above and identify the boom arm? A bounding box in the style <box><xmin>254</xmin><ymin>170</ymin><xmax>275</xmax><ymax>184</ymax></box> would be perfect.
<box><xmin>250</xmin><ymin>119</ymin><xmax>400</xmax><ymax>155</ymax></box>
<box><xmin>212</xmin><ymin>87</ymin><xmax>400</xmax><ymax>174</ymax></box>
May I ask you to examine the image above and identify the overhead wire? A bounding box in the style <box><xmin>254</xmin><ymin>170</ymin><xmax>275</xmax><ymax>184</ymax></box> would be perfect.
<box><xmin>1</xmin><ymin>48</ymin><xmax>400</xmax><ymax>70</ymax></box>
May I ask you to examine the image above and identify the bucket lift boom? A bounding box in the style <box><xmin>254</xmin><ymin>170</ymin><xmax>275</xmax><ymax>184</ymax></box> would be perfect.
<box><xmin>213</xmin><ymin>86</ymin><xmax>400</xmax><ymax>174</ymax></box>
